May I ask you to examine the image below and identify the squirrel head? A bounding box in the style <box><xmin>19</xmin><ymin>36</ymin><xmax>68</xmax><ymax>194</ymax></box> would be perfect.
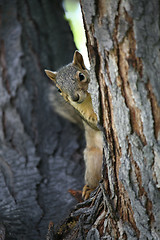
<box><xmin>45</xmin><ymin>51</ymin><xmax>90</xmax><ymax>104</ymax></box>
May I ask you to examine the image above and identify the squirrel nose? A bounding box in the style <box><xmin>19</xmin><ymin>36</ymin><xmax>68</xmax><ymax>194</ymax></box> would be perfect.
<box><xmin>71</xmin><ymin>91</ymin><xmax>87</xmax><ymax>103</ymax></box>
<box><xmin>72</xmin><ymin>93</ymin><xmax>80</xmax><ymax>102</ymax></box>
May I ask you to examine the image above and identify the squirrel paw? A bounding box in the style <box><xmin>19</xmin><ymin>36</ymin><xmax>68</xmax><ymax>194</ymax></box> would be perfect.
<box><xmin>82</xmin><ymin>184</ymin><xmax>95</xmax><ymax>200</ymax></box>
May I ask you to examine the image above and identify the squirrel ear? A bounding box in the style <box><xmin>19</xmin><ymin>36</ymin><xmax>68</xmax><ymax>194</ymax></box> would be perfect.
<box><xmin>45</xmin><ymin>69</ymin><xmax>57</xmax><ymax>83</ymax></box>
<box><xmin>73</xmin><ymin>50</ymin><xmax>86</xmax><ymax>70</ymax></box>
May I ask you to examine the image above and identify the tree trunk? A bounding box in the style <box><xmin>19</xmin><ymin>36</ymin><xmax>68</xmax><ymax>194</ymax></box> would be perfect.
<box><xmin>54</xmin><ymin>1</ymin><xmax>160</xmax><ymax>239</ymax></box>
<box><xmin>0</xmin><ymin>1</ymin><xmax>85</xmax><ymax>239</ymax></box>
<box><xmin>76</xmin><ymin>0</ymin><xmax>160</xmax><ymax>239</ymax></box>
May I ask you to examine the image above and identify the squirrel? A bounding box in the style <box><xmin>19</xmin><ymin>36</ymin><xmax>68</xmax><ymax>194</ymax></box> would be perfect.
<box><xmin>45</xmin><ymin>51</ymin><xmax>103</xmax><ymax>200</ymax></box>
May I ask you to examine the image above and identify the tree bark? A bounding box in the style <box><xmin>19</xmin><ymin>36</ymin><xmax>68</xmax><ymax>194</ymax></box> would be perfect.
<box><xmin>76</xmin><ymin>0</ymin><xmax>160</xmax><ymax>239</ymax></box>
<box><xmin>43</xmin><ymin>0</ymin><xmax>160</xmax><ymax>238</ymax></box>
<box><xmin>0</xmin><ymin>0</ymin><xmax>85</xmax><ymax>239</ymax></box>
<box><xmin>51</xmin><ymin>0</ymin><xmax>160</xmax><ymax>239</ymax></box>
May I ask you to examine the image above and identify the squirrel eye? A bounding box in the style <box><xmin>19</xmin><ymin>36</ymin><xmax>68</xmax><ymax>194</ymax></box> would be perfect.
<box><xmin>79</xmin><ymin>73</ymin><xmax>85</xmax><ymax>81</ymax></box>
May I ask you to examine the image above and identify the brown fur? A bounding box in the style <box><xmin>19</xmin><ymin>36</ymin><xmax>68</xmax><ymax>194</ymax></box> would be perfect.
<box><xmin>45</xmin><ymin>51</ymin><xmax>103</xmax><ymax>199</ymax></box>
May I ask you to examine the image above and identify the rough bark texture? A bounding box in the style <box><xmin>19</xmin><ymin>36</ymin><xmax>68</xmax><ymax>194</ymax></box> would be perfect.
<box><xmin>50</xmin><ymin>0</ymin><xmax>160</xmax><ymax>239</ymax></box>
<box><xmin>0</xmin><ymin>0</ymin><xmax>85</xmax><ymax>239</ymax></box>
<box><xmin>1</xmin><ymin>0</ymin><xmax>160</xmax><ymax>239</ymax></box>
<box><xmin>77</xmin><ymin>0</ymin><xmax>160</xmax><ymax>239</ymax></box>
